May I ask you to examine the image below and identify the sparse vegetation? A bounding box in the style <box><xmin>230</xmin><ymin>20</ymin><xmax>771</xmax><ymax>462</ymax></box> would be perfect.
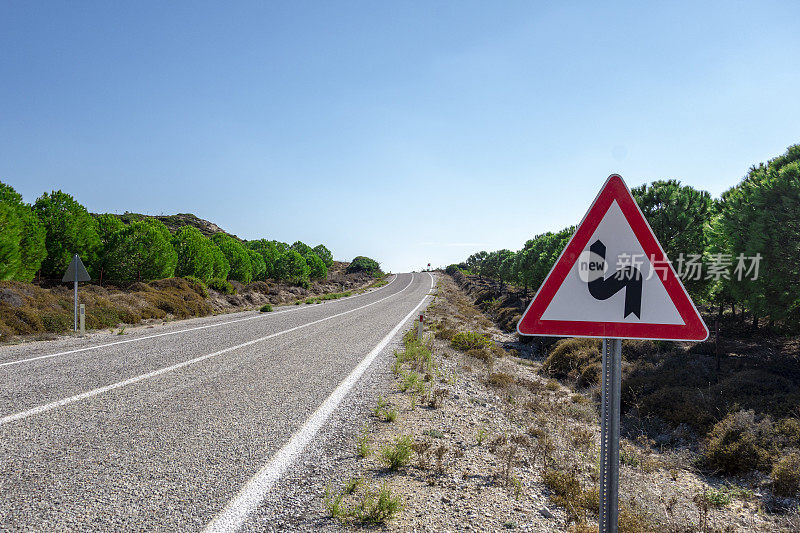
<box><xmin>380</xmin><ymin>435</ymin><xmax>413</xmax><ymax>471</ymax></box>
<box><xmin>451</xmin><ymin>331</ymin><xmax>493</xmax><ymax>352</ymax></box>
<box><xmin>324</xmin><ymin>479</ymin><xmax>401</xmax><ymax>524</ymax></box>
<box><xmin>541</xmin><ymin>469</ymin><xmax>595</xmax><ymax>524</ymax></box>
<box><xmin>351</xmin><ymin>484</ymin><xmax>402</xmax><ymax>523</ymax></box>
<box><xmin>373</xmin><ymin>397</ymin><xmax>399</xmax><ymax>423</ymax></box>
<box><xmin>356</xmin><ymin>424</ymin><xmax>372</xmax><ymax>458</ymax></box>
<box><xmin>318</xmin><ymin>271</ymin><xmax>800</xmax><ymax>531</ymax></box>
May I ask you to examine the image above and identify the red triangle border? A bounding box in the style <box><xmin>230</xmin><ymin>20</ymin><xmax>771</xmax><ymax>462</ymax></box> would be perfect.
<box><xmin>517</xmin><ymin>175</ymin><xmax>709</xmax><ymax>341</ymax></box>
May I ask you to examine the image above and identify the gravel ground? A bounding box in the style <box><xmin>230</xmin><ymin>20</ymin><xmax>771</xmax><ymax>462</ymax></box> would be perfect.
<box><xmin>262</xmin><ymin>274</ymin><xmax>800</xmax><ymax>533</ymax></box>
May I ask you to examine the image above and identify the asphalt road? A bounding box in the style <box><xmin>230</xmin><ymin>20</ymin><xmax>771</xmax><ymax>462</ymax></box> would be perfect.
<box><xmin>0</xmin><ymin>272</ymin><xmax>435</xmax><ymax>532</ymax></box>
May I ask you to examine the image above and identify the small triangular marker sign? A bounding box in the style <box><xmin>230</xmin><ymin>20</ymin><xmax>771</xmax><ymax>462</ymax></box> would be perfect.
<box><xmin>62</xmin><ymin>254</ymin><xmax>92</xmax><ymax>283</ymax></box>
<box><xmin>517</xmin><ymin>174</ymin><xmax>708</xmax><ymax>341</ymax></box>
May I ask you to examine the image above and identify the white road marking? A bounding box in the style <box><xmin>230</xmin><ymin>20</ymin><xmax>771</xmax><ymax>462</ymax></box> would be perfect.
<box><xmin>0</xmin><ymin>274</ymin><xmax>399</xmax><ymax>368</ymax></box>
<box><xmin>203</xmin><ymin>272</ymin><xmax>436</xmax><ymax>533</ymax></box>
<box><xmin>0</xmin><ymin>275</ymin><xmax>415</xmax><ymax>427</ymax></box>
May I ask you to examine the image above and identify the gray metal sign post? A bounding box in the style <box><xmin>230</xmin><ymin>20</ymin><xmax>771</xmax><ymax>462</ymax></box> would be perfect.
<box><xmin>599</xmin><ymin>338</ymin><xmax>622</xmax><ymax>533</ymax></box>
<box><xmin>62</xmin><ymin>254</ymin><xmax>91</xmax><ymax>332</ymax></box>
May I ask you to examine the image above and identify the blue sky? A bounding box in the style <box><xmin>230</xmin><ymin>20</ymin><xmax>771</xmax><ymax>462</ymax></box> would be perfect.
<box><xmin>2</xmin><ymin>1</ymin><xmax>798</xmax><ymax>273</ymax></box>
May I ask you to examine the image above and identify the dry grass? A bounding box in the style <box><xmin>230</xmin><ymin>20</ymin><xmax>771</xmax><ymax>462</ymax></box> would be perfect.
<box><xmin>331</xmin><ymin>274</ymin><xmax>799</xmax><ymax>531</ymax></box>
<box><xmin>0</xmin><ymin>278</ymin><xmax>211</xmax><ymax>339</ymax></box>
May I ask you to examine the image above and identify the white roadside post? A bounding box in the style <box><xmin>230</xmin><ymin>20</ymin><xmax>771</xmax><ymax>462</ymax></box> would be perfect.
<box><xmin>417</xmin><ymin>313</ymin><xmax>424</xmax><ymax>340</ymax></box>
<box><xmin>74</xmin><ymin>266</ymin><xmax>78</xmax><ymax>331</ymax></box>
<box><xmin>516</xmin><ymin>175</ymin><xmax>709</xmax><ymax>533</ymax></box>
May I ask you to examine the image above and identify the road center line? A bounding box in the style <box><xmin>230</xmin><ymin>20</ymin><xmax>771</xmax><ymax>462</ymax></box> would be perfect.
<box><xmin>202</xmin><ymin>272</ymin><xmax>435</xmax><ymax>533</ymax></box>
<box><xmin>0</xmin><ymin>274</ymin><xmax>399</xmax><ymax>369</ymax></box>
<box><xmin>0</xmin><ymin>274</ymin><xmax>415</xmax><ymax>427</ymax></box>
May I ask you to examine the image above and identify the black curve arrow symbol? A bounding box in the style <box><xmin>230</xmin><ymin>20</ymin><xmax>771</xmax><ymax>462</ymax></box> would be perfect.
<box><xmin>587</xmin><ymin>240</ymin><xmax>643</xmax><ymax>319</ymax></box>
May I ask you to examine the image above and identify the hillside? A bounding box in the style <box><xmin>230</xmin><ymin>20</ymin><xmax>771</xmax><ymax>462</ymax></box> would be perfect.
<box><xmin>112</xmin><ymin>212</ymin><xmax>230</xmax><ymax>238</ymax></box>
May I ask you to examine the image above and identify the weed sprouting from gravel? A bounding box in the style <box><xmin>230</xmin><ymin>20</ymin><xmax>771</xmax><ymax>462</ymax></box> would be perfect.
<box><xmin>356</xmin><ymin>424</ymin><xmax>372</xmax><ymax>458</ymax></box>
<box><xmin>702</xmin><ymin>487</ymin><xmax>732</xmax><ymax>507</ymax></box>
<box><xmin>412</xmin><ymin>439</ymin><xmax>432</xmax><ymax>469</ymax></box>
<box><xmin>344</xmin><ymin>477</ymin><xmax>364</xmax><ymax>495</ymax></box>
<box><xmin>324</xmin><ymin>481</ymin><xmax>401</xmax><ymax>525</ymax></box>
<box><xmin>486</xmin><ymin>371</ymin><xmax>514</xmax><ymax>388</ymax></box>
<box><xmin>373</xmin><ymin>396</ymin><xmax>389</xmax><ymax>417</ymax></box>
<box><xmin>399</xmin><ymin>370</ymin><xmax>424</xmax><ymax>393</ymax></box>
<box><xmin>423</xmin><ymin>428</ymin><xmax>444</xmax><ymax>439</ymax></box>
<box><xmin>541</xmin><ymin>468</ymin><xmax>592</xmax><ymax>524</ymax></box>
<box><xmin>428</xmin><ymin>387</ymin><xmax>447</xmax><ymax>408</ymax></box>
<box><xmin>391</xmin><ymin>359</ymin><xmax>402</xmax><ymax>375</ymax></box>
<box><xmin>351</xmin><ymin>484</ymin><xmax>402</xmax><ymax>523</ymax></box>
<box><xmin>433</xmin><ymin>444</ymin><xmax>448</xmax><ymax>474</ymax></box>
<box><xmin>373</xmin><ymin>396</ymin><xmax>398</xmax><ymax>422</ymax></box>
<box><xmin>323</xmin><ymin>485</ymin><xmax>348</xmax><ymax>521</ymax></box>
<box><xmin>501</xmin><ymin>444</ymin><xmax>518</xmax><ymax>484</ymax></box>
<box><xmin>510</xmin><ymin>475</ymin><xmax>523</xmax><ymax>500</ymax></box>
<box><xmin>380</xmin><ymin>435</ymin><xmax>413</xmax><ymax>470</ymax></box>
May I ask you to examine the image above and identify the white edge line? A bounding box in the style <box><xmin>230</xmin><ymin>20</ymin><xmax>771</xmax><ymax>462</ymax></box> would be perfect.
<box><xmin>202</xmin><ymin>272</ymin><xmax>436</xmax><ymax>533</ymax></box>
<box><xmin>0</xmin><ymin>274</ymin><xmax>399</xmax><ymax>368</ymax></box>
<box><xmin>0</xmin><ymin>275</ymin><xmax>413</xmax><ymax>427</ymax></box>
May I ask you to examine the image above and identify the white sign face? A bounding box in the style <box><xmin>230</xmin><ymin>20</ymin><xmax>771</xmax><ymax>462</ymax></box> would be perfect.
<box><xmin>540</xmin><ymin>200</ymin><xmax>685</xmax><ymax>325</ymax></box>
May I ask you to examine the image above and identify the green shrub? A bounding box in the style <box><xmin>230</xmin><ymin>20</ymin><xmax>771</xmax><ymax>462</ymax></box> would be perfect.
<box><xmin>445</xmin><ymin>264</ymin><xmax>461</xmax><ymax>275</ymax></box>
<box><xmin>541</xmin><ymin>469</ymin><xmax>596</xmax><ymax>523</ymax></box>
<box><xmin>260</xmin><ymin>303</ymin><xmax>273</xmax><ymax>313</ymax></box>
<box><xmin>703</xmin><ymin>410</ymin><xmax>774</xmax><ymax>474</ymax></box>
<box><xmin>380</xmin><ymin>435</ymin><xmax>413</xmax><ymax>470</ymax></box>
<box><xmin>771</xmin><ymin>452</ymin><xmax>800</xmax><ymax>497</ymax></box>
<box><xmin>466</xmin><ymin>347</ymin><xmax>493</xmax><ymax>363</ymax></box>
<box><xmin>777</xmin><ymin>418</ymin><xmax>800</xmax><ymax>447</ymax></box>
<box><xmin>399</xmin><ymin>371</ymin><xmax>424</xmax><ymax>394</ymax></box>
<box><xmin>207</xmin><ymin>277</ymin><xmax>235</xmax><ymax>295</ymax></box>
<box><xmin>487</xmin><ymin>372</ymin><xmax>515</xmax><ymax>388</ymax></box>
<box><xmin>702</xmin><ymin>488</ymin><xmax>732</xmax><ymax>507</ymax></box>
<box><xmin>435</xmin><ymin>325</ymin><xmax>457</xmax><ymax>340</ymax></box>
<box><xmin>313</xmin><ymin>244</ymin><xmax>334</xmax><ymax>267</ymax></box>
<box><xmin>346</xmin><ymin>256</ymin><xmax>382</xmax><ymax>276</ymax></box>
<box><xmin>451</xmin><ymin>331</ymin><xmax>493</xmax><ymax>352</ymax></box>
<box><xmin>541</xmin><ymin>338</ymin><xmax>601</xmax><ymax>382</ymax></box>
<box><xmin>182</xmin><ymin>275</ymin><xmax>208</xmax><ymax>297</ymax></box>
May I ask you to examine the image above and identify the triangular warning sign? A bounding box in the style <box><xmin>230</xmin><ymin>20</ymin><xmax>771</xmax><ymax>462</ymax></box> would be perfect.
<box><xmin>517</xmin><ymin>174</ymin><xmax>708</xmax><ymax>341</ymax></box>
<box><xmin>62</xmin><ymin>254</ymin><xmax>92</xmax><ymax>283</ymax></box>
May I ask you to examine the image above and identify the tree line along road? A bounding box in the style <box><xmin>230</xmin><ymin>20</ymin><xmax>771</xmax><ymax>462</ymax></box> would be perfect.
<box><xmin>0</xmin><ymin>271</ymin><xmax>435</xmax><ymax>532</ymax></box>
